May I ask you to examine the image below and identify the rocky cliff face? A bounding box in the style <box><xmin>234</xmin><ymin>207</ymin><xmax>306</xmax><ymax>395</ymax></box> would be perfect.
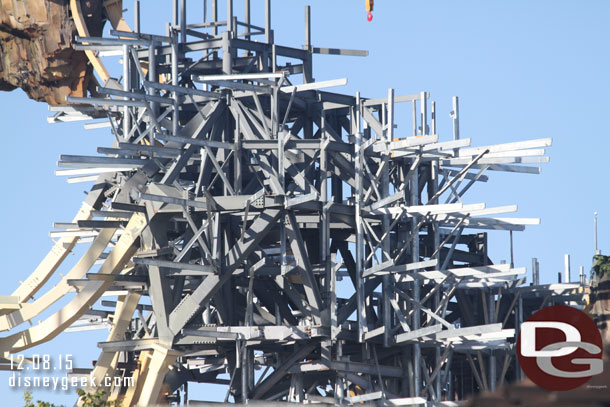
<box><xmin>0</xmin><ymin>0</ymin><xmax>103</xmax><ymax>105</ymax></box>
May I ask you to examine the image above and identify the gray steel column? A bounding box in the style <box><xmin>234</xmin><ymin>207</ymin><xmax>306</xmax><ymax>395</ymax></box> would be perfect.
<box><xmin>304</xmin><ymin>5</ymin><xmax>311</xmax><ymax>51</ymax></box>
<box><xmin>516</xmin><ymin>296</ymin><xmax>524</xmax><ymax>380</ymax></box>
<box><xmin>222</xmin><ymin>31</ymin><xmax>232</xmax><ymax>74</ymax></box>
<box><xmin>212</xmin><ymin>0</ymin><xmax>218</xmax><ymax>36</ymax></box>
<box><xmin>226</xmin><ymin>0</ymin><xmax>233</xmax><ymax>33</ymax></box>
<box><xmin>303</xmin><ymin>6</ymin><xmax>312</xmax><ymax>83</ymax></box>
<box><xmin>531</xmin><ymin>257</ymin><xmax>539</xmax><ymax>285</ymax></box>
<box><xmin>122</xmin><ymin>44</ymin><xmax>130</xmax><ymax>140</ymax></box>
<box><xmin>355</xmin><ymin>92</ymin><xmax>366</xmax><ymax>342</ymax></box>
<box><xmin>595</xmin><ymin>212</ymin><xmax>600</xmax><ymax>255</ymax></box>
<box><xmin>320</xmin><ymin>112</ymin><xmax>329</xmax><ymax>298</ymax></box>
<box><xmin>171</xmin><ymin>36</ymin><xmax>179</xmax><ymax>135</ymax></box>
<box><xmin>421</xmin><ymin>91</ymin><xmax>427</xmax><ymax>135</ymax></box>
<box><xmin>452</xmin><ymin>96</ymin><xmax>460</xmax><ymax>140</ymax></box>
<box><xmin>431</xmin><ymin>101</ymin><xmax>436</xmax><ymax>135</ymax></box>
<box><xmin>489</xmin><ymin>291</ymin><xmax>496</xmax><ymax>390</ymax></box>
<box><xmin>412</xmin><ymin>164</ymin><xmax>421</xmax><ymax>397</ymax></box>
<box><xmin>180</xmin><ymin>0</ymin><xmax>187</xmax><ymax>43</ymax></box>
<box><xmin>172</xmin><ymin>0</ymin><xmax>178</xmax><ymax>27</ymax></box>
<box><xmin>148</xmin><ymin>41</ymin><xmax>158</xmax><ymax>120</ymax></box>
<box><xmin>244</xmin><ymin>0</ymin><xmax>251</xmax><ymax>41</ymax></box>
<box><xmin>134</xmin><ymin>0</ymin><xmax>140</xmax><ymax>33</ymax></box>
<box><xmin>412</xmin><ymin>93</ymin><xmax>426</xmax><ymax>397</ymax></box>
<box><xmin>382</xmin><ymin>89</ymin><xmax>393</xmax><ymax>348</ymax></box>
<box><xmin>265</xmin><ymin>0</ymin><xmax>271</xmax><ymax>43</ymax></box>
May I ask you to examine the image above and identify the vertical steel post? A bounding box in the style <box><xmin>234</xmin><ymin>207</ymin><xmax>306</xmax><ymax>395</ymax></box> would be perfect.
<box><xmin>431</xmin><ymin>101</ymin><xmax>436</xmax><ymax>135</ymax></box>
<box><xmin>265</xmin><ymin>0</ymin><xmax>271</xmax><ymax>43</ymax></box>
<box><xmin>412</xmin><ymin>101</ymin><xmax>417</xmax><ymax>138</ymax></box>
<box><xmin>411</xmin><ymin>92</ymin><xmax>425</xmax><ymax>396</ymax></box>
<box><xmin>355</xmin><ymin>92</ymin><xmax>366</xmax><ymax>342</ymax></box>
<box><xmin>303</xmin><ymin>6</ymin><xmax>312</xmax><ymax>83</ymax></box>
<box><xmin>122</xmin><ymin>44</ymin><xmax>130</xmax><ymax>140</ymax></box>
<box><xmin>430</xmin><ymin>97</ymin><xmax>442</xmax><ymax>397</ymax></box>
<box><xmin>148</xmin><ymin>41</ymin><xmax>158</xmax><ymax>125</ymax></box>
<box><xmin>411</xmin><ymin>151</ymin><xmax>421</xmax><ymax>396</ymax></box>
<box><xmin>226</xmin><ymin>0</ymin><xmax>233</xmax><ymax>34</ymax></box>
<box><xmin>222</xmin><ymin>31</ymin><xmax>232</xmax><ymax>74</ymax></box>
<box><xmin>172</xmin><ymin>0</ymin><xmax>179</xmax><ymax>27</ymax></box>
<box><xmin>382</xmin><ymin>89</ymin><xmax>393</xmax><ymax>348</ymax></box>
<box><xmin>234</xmin><ymin>105</ymin><xmax>242</xmax><ymax>193</ymax></box>
<box><xmin>171</xmin><ymin>34</ymin><xmax>179</xmax><ymax>135</ymax></box>
<box><xmin>241</xmin><ymin>340</ymin><xmax>248</xmax><ymax>401</ymax></box>
<box><xmin>488</xmin><ymin>291</ymin><xmax>496</xmax><ymax>390</ymax></box>
<box><xmin>452</xmin><ymin>96</ymin><xmax>460</xmax><ymax>140</ymax></box>
<box><xmin>509</xmin><ymin>230</ymin><xmax>515</xmax><ymax>268</ymax></box>
<box><xmin>516</xmin><ymin>296</ymin><xmax>524</xmax><ymax>380</ymax></box>
<box><xmin>212</xmin><ymin>0</ymin><xmax>218</xmax><ymax>36</ymax></box>
<box><xmin>595</xmin><ymin>212</ymin><xmax>600</xmax><ymax>255</ymax></box>
<box><xmin>320</xmin><ymin>112</ymin><xmax>328</xmax><ymax>274</ymax></box>
<box><xmin>180</xmin><ymin>0</ymin><xmax>187</xmax><ymax>43</ymax></box>
<box><xmin>134</xmin><ymin>0</ymin><xmax>140</xmax><ymax>33</ymax></box>
<box><xmin>244</xmin><ymin>0</ymin><xmax>251</xmax><ymax>41</ymax></box>
<box><xmin>421</xmin><ymin>91</ymin><xmax>427</xmax><ymax>135</ymax></box>
<box><xmin>305</xmin><ymin>5</ymin><xmax>311</xmax><ymax>51</ymax></box>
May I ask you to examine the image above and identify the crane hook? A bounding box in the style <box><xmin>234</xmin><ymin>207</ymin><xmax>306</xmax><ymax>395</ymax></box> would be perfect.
<box><xmin>365</xmin><ymin>0</ymin><xmax>374</xmax><ymax>22</ymax></box>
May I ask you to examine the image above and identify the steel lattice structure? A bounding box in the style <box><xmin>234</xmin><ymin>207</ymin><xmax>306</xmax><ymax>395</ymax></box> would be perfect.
<box><xmin>0</xmin><ymin>1</ymin><xmax>588</xmax><ymax>406</ymax></box>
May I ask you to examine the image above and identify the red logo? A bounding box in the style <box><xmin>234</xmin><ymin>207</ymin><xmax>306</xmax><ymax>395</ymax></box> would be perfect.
<box><xmin>517</xmin><ymin>305</ymin><xmax>603</xmax><ymax>391</ymax></box>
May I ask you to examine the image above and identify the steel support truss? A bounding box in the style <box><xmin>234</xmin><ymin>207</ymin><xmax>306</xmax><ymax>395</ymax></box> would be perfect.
<box><xmin>0</xmin><ymin>1</ymin><xmax>587</xmax><ymax>406</ymax></box>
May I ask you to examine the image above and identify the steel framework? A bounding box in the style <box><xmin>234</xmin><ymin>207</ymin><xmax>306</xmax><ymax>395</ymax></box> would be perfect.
<box><xmin>0</xmin><ymin>1</ymin><xmax>588</xmax><ymax>406</ymax></box>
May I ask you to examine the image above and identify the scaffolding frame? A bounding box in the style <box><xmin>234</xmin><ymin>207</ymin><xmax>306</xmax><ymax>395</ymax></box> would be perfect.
<box><xmin>0</xmin><ymin>1</ymin><xmax>587</xmax><ymax>406</ymax></box>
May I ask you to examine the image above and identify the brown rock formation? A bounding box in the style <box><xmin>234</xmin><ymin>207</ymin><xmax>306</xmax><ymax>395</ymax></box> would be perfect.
<box><xmin>0</xmin><ymin>0</ymin><xmax>103</xmax><ymax>105</ymax></box>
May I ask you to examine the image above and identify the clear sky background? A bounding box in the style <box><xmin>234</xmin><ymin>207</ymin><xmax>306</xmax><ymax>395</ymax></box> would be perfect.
<box><xmin>0</xmin><ymin>1</ymin><xmax>609</xmax><ymax>405</ymax></box>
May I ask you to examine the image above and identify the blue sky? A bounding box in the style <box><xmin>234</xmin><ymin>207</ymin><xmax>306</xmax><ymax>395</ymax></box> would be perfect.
<box><xmin>0</xmin><ymin>1</ymin><xmax>609</xmax><ymax>404</ymax></box>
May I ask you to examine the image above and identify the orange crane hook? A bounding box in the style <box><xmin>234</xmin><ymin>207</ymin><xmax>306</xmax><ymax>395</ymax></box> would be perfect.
<box><xmin>365</xmin><ymin>0</ymin><xmax>374</xmax><ymax>21</ymax></box>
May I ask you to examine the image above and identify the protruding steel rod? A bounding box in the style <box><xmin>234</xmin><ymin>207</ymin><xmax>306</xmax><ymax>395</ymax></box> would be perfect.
<box><xmin>431</xmin><ymin>101</ymin><xmax>436</xmax><ymax>134</ymax></box>
<box><xmin>532</xmin><ymin>257</ymin><xmax>539</xmax><ymax>285</ymax></box>
<box><xmin>265</xmin><ymin>0</ymin><xmax>271</xmax><ymax>43</ymax></box>
<box><xmin>172</xmin><ymin>0</ymin><xmax>178</xmax><ymax>27</ymax></box>
<box><xmin>212</xmin><ymin>0</ymin><xmax>218</xmax><ymax>36</ymax></box>
<box><xmin>134</xmin><ymin>0</ymin><xmax>140</xmax><ymax>33</ymax></box>
<box><xmin>452</xmin><ymin>96</ymin><xmax>460</xmax><ymax>141</ymax></box>
<box><xmin>421</xmin><ymin>91</ymin><xmax>427</xmax><ymax>135</ymax></box>
<box><xmin>595</xmin><ymin>211</ymin><xmax>600</xmax><ymax>255</ymax></box>
<box><xmin>245</xmin><ymin>0</ymin><xmax>251</xmax><ymax>41</ymax></box>
<box><xmin>305</xmin><ymin>5</ymin><xmax>311</xmax><ymax>51</ymax></box>
<box><xmin>180</xmin><ymin>0</ymin><xmax>187</xmax><ymax>43</ymax></box>
<box><xmin>227</xmin><ymin>0</ymin><xmax>233</xmax><ymax>33</ymax></box>
<box><xmin>303</xmin><ymin>6</ymin><xmax>312</xmax><ymax>83</ymax></box>
<box><xmin>509</xmin><ymin>230</ymin><xmax>515</xmax><ymax>268</ymax></box>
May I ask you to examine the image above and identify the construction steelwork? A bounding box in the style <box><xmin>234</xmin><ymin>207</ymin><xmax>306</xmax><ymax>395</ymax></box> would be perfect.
<box><xmin>0</xmin><ymin>1</ymin><xmax>589</xmax><ymax>406</ymax></box>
